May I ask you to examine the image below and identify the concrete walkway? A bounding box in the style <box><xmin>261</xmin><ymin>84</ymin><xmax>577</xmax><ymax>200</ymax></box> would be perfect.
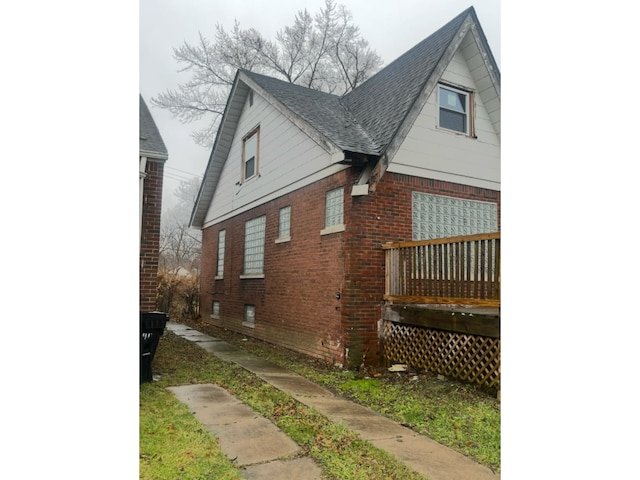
<box><xmin>165</xmin><ymin>321</ymin><xmax>499</xmax><ymax>480</ymax></box>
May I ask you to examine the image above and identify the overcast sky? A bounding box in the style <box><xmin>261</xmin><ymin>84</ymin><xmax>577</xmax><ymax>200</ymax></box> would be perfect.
<box><xmin>139</xmin><ymin>0</ymin><xmax>500</xmax><ymax>213</ymax></box>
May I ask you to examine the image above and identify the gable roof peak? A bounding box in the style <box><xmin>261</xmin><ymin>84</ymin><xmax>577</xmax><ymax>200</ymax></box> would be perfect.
<box><xmin>139</xmin><ymin>94</ymin><xmax>168</xmax><ymax>160</ymax></box>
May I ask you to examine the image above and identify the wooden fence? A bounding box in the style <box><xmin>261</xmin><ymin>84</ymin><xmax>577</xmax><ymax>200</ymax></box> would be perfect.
<box><xmin>383</xmin><ymin>232</ymin><xmax>500</xmax><ymax>306</ymax></box>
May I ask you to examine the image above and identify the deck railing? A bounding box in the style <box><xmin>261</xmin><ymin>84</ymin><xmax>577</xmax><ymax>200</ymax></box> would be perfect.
<box><xmin>383</xmin><ymin>232</ymin><xmax>500</xmax><ymax>307</ymax></box>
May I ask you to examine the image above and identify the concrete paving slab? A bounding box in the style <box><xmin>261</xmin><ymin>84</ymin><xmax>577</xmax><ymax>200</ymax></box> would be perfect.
<box><xmin>298</xmin><ymin>396</ymin><xmax>410</xmax><ymax>439</ymax></box>
<box><xmin>167</xmin><ymin>384</ymin><xmax>300</xmax><ymax>467</ymax></box>
<box><xmin>168</xmin><ymin>383</ymin><xmax>237</xmax><ymax>408</ymax></box>
<box><xmin>259</xmin><ymin>373</ymin><xmax>335</xmax><ymax>397</ymax></box>
<box><xmin>166</xmin><ymin>322</ymin><xmax>197</xmax><ymax>333</ymax></box>
<box><xmin>180</xmin><ymin>333</ymin><xmax>218</xmax><ymax>342</ymax></box>
<box><xmin>372</xmin><ymin>435</ymin><xmax>499</xmax><ymax>480</ymax></box>
<box><xmin>241</xmin><ymin>457</ymin><xmax>324</xmax><ymax>480</ymax></box>
<box><xmin>167</xmin><ymin>324</ymin><xmax>500</xmax><ymax>479</ymax></box>
<box><xmin>209</xmin><ymin>415</ymin><xmax>299</xmax><ymax>466</ymax></box>
<box><xmin>194</xmin><ymin>341</ymin><xmax>242</xmax><ymax>355</ymax></box>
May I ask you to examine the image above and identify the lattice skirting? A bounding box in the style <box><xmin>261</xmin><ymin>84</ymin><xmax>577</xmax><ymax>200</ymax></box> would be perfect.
<box><xmin>382</xmin><ymin>320</ymin><xmax>500</xmax><ymax>391</ymax></box>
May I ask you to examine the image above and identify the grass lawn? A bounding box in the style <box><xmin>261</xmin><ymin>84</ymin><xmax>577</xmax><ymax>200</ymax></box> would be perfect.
<box><xmin>140</xmin><ymin>322</ymin><xmax>500</xmax><ymax>478</ymax></box>
<box><xmin>141</xmin><ymin>331</ymin><xmax>425</xmax><ymax>479</ymax></box>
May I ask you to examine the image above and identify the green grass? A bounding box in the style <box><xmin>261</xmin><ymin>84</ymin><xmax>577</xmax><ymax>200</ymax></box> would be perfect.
<box><xmin>141</xmin><ymin>331</ymin><xmax>425</xmax><ymax>479</ymax></box>
<box><xmin>187</xmin><ymin>322</ymin><xmax>501</xmax><ymax>472</ymax></box>
<box><xmin>139</xmin><ymin>385</ymin><xmax>241</xmax><ymax>480</ymax></box>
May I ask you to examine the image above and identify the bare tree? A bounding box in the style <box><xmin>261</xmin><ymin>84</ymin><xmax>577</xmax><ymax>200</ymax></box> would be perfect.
<box><xmin>159</xmin><ymin>177</ymin><xmax>202</xmax><ymax>274</ymax></box>
<box><xmin>152</xmin><ymin>0</ymin><xmax>383</xmax><ymax>147</ymax></box>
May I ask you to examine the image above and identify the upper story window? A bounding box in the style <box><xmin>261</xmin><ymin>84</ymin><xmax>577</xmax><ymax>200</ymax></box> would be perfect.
<box><xmin>242</xmin><ymin>127</ymin><xmax>260</xmax><ymax>181</ymax></box>
<box><xmin>438</xmin><ymin>84</ymin><xmax>473</xmax><ymax>135</ymax></box>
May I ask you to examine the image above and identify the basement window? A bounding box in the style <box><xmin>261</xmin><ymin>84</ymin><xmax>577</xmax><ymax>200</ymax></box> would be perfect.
<box><xmin>438</xmin><ymin>84</ymin><xmax>473</xmax><ymax>135</ymax></box>
<box><xmin>211</xmin><ymin>301</ymin><xmax>220</xmax><ymax>319</ymax></box>
<box><xmin>243</xmin><ymin>304</ymin><xmax>256</xmax><ymax>328</ymax></box>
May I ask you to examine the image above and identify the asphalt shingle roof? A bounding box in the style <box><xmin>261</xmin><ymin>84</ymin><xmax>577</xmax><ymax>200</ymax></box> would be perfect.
<box><xmin>241</xmin><ymin>70</ymin><xmax>380</xmax><ymax>155</ymax></box>
<box><xmin>191</xmin><ymin>7</ymin><xmax>500</xmax><ymax>228</ymax></box>
<box><xmin>341</xmin><ymin>8</ymin><xmax>470</xmax><ymax>150</ymax></box>
<box><xmin>140</xmin><ymin>95</ymin><xmax>168</xmax><ymax>158</ymax></box>
<box><xmin>242</xmin><ymin>7</ymin><xmax>476</xmax><ymax>157</ymax></box>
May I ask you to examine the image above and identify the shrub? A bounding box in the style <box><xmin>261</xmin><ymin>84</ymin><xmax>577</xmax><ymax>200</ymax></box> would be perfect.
<box><xmin>157</xmin><ymin>269</ymin><xmax>200</xmax><ymax>321</ymax></box>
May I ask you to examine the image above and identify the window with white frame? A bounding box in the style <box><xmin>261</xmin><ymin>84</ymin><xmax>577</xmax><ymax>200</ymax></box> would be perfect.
<box><xmin>438</xmin><ymin>84</ymin><xmax>472</xmax><ymax>135</ymax></box>
<box><xmin>216</xmin><ymin>230</ymin><xmax>225</xmax><ymax>278</ymax></box>
<box><xmin>324</xmin><ymin>187</ymin><xmax>344</xmax><ymax>228</ymax></box>
<box><xmin>277</xmin><ymin>206</ymin><xmax>291</xmax><ymax>241</ymax></box>
<box><xmin>242</xmin><ymin>127</ymin><xmax>259</xmax><ymax>181</ymax></box>
<box><xmin>243</xmin><ymin>216</ymin><xmax>266</xmax><ymax>276</ymax></box>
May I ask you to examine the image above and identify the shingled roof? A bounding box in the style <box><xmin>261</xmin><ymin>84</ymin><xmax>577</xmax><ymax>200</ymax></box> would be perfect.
<box><xmin>191</xmin><ymin>7</ymin><xmax>499</xmax><ymax>228</ymax></box>
<box><xmin>140</xmin><ymin>95</ymin><xmax>168</xmax><ymax>160</ymax></box>
<box><xmin>244</xmin><ymin>7</ymin><xmax>498</xmax><ymax>158</ymax></box>
<box><xmin>241</xmin><ymin>70</ymin><xmax>380</xmax><ymax>155</ymax></box>
<box><xmin>342</xmin><ymin>7</ymin><xmax>474</xmax><ymax>151</ymax></box>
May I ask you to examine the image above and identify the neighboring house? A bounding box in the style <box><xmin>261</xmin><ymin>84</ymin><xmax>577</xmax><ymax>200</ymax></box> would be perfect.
<box><xmin>190</xmin><ymin>7</ymin><xmax>500</xmax><ymax>368</ymax></box>
<box><xmin>140</xmin><ymin>95</ymin><xmax>168</xmax><ymax>313</ymax></box>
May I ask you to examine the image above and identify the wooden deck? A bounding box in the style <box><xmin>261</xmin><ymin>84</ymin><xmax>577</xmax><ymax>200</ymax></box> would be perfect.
<box><xmin>381</xmin><ymin>234</ymin><xmax>501</xmax><ymax>391</ymax></box>
<box><xmin>383</xmin><ymin>232</ymin><xmax>500</xmax><ymax>308</ymax></box>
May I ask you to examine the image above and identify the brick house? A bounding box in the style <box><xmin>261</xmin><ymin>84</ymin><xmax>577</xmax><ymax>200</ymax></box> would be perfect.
<box><xmin>190</xmin><ymin>7</ymin><xmax>500</xmax><ymax>368</ymax></box>
<box><xmin>140</xmin><ymin>95</ymin><xmax>168</xmax><ymax>313</ymax></box>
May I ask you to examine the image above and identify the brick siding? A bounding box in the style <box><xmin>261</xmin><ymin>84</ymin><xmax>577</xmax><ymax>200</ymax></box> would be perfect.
<box><xmin>200</xmin><ymin>169</ymin><xmax>500</xmax><ymax>368</ymax></box>
<box><xmin>140</xmin><ymin>160</ymin><xmax>165</xmax><ymax>312</ymax></box>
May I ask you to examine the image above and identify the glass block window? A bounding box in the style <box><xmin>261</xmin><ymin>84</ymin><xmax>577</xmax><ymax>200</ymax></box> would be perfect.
<box><xmin>216</xmin><ymin>230</ymin><xmax>225</xmax><ymax>277</ymax></box>
<box><xmin>325</xmin><ymin>187</ymin><xmax>344</xmax><ymax>228</ymax></box>
<box><xmin>412</xmin><ymin>192</ymin><xmax>498</xmax><ymax>240</ymax></box>
<box><xmin>243</xmin><ymin>216</ymin><xmax>266</xmax><ymax>274</ymax></box>
<box><xmin>278</xmin><ymin>206</ymin><xmax>291</xmax><ymax>239</ymax></box>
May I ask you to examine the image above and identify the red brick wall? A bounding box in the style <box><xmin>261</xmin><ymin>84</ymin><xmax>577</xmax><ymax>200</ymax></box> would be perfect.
<box><xmin>140</xmin><ymin>159</ymin><xmax>165</xmax><ymax>312</ymax></box>
<box><xmin>201</xmin><ymin>170</ymin><xmax>351</xmax><ymax>366</ymax></box>
<box><xmin>200</xmin><ymin>169</ymin><xmax>500</xmax><ymax>368</ymax></box>
<box><xmin>343</xmin><ymin>172</ymin><xmax>500</xmax><ymax>366</ymax></box>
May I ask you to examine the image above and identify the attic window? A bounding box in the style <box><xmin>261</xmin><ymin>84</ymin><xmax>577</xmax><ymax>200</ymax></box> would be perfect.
<box><xmin>242</xmin><ymin>127</ymin><xmax>259</xmax><ymax>181</ymax></box>
<box><xmin>249</xmin><ymin>90</ymin><xmax>254</xmax><ymax>107</ymax></box>
<box><xmin>438</xmin><ymin>84</ymin><xmax>473</xmax><ymax>135</ymax></box>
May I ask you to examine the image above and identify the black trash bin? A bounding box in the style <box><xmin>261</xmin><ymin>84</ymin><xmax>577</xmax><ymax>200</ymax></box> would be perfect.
<box><xmin>140</xmin><ymin>311</ymin><xmax>169</xmax><ymax>384</ymax></box>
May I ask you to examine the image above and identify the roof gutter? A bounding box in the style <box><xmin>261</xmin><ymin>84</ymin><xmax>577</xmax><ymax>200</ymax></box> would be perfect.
<box><xmin>139</xmin><ymin>149</ymin><xmax>168</xmax><ymax>161</ymax></box>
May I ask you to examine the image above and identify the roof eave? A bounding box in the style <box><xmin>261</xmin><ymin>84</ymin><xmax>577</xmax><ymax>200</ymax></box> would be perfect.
<box><xmin>239</xmin><ymin>71</ymin><xmax>344</xmax><ymax>156</ymax></box>
<box><xmin>139</xmin><ymin>149</ymin><xmax>168</xmax><ymax>161</ymax></box>
<box><xmin>190</xmin><ymin>71</ymin><xmax>247</xmax><ymax>229</ymax></box>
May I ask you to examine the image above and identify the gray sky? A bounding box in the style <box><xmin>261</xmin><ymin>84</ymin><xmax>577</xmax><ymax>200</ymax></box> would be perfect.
<box><xmin>139</xmin><ymin>0</ymin><xmax>501</xmax><ymax>213</ymax></box>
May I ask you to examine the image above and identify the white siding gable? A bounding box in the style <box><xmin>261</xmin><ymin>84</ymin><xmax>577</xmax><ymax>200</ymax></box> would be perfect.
<box><xmin>203</xmin><ymin>89</ymin><xmax>348</xmax><ymax>227</ymax></box>
<box><xmin>389</xmin><ymin>47</ymin><xmax>500</xmax><ymax>191</ymax></box>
